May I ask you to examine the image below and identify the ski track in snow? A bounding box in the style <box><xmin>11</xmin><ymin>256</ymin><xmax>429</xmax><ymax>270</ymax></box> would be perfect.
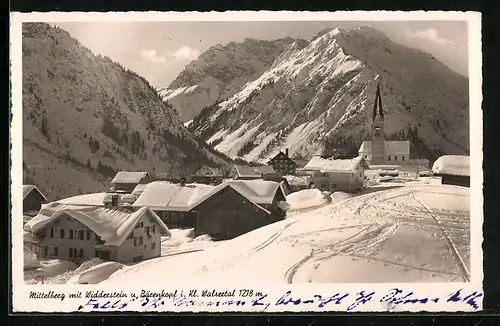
<box><xmin>98</xmin><ymin>181</ymin><xmax>470</xmax><ymax>284</ymax></box>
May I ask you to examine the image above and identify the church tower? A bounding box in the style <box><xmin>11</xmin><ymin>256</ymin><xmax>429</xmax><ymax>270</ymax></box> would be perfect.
<box><xmin>371</xmin><ymin>83</ymin><xmax>385</xmax><ymax>164</ymax></box>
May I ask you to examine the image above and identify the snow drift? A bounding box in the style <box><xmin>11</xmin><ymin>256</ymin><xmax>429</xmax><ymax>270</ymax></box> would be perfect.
<box><xmin>286</xmin><ymin>189</ymin><xmax>331</xmax><ymax>210</ymax></box>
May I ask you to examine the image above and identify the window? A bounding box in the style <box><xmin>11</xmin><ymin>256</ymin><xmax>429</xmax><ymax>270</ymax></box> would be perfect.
<box><xmin>394</xmin><ymin>156</ymin><xmax>397</xmax><ymax>161</ymax></box>
<box><xmin>152</xmin><ymin>242</ymin><xmax>156</xmax><ymax>250</ymax></box>
<box><xmin>145</xmin><ymin>226</ymin><xmax>150</xmax><ymax>234</ymax></box>
<box><xmin>388</xmin><ymin>156</ymin><xmax>391</xmax><ymax>161</ymax></box>
<box><xmin>69</xmin><ymin>229</ymin><xmax>74</xmax><ymax>239</ymax></box>
<box><xmin>139</xmin><ymin>236</ymin><xmax>143</xmax><ymax>246</ymax></box>
<box><xmin>45</xmin><ymin>246</ymin><xmax>58</xmax><ymax>257</ymax></box>
<box><xmin>86</xmin><ymin>230</ymin><xmax>91</xmax><ymax>240</ymax></box>
<box><xmin>134</xmin><ymin>237</ymin><xmax>138</xmax><ymax>247</ymax></box>
<box><xmin>152</xmin><ymin>225</ymin><xmax>156</xmax><ymax>234</ymax></box>
<box><xmin>79</xmin><ymin>249</ymin><xmax>84</xmax><ymax>258</ymax></box>
<box><xmin>402</xmin><ymin>156</ymin><xmax>405</xmax><ymax>162</ymax></box>
<box><xmin>135</xmin><ymin>222</ymin><xmax>143</xmax><ymax>229</ymax></box>
<box><xmin>60</xmin><ymin>229</ymin><xmax>65</xmax><ymax>239</ymax></box>
<box><xmin>50</xmin><ymin>228</ymin><xmax>54</xmax><ymax>238</ymax></box>
<box><xmin>69</xmin><ymin>248</ymin><xmax>73</xmax><ymax>257</ymax></box>
<box><xmin>78</xmin><ymin>230</ymin><xmax>85</xmax><ymax>240</ymax></box>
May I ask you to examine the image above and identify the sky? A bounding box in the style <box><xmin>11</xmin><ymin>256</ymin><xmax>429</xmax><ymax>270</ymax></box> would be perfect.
<box><xmin>54</xmin><ymin>20</ymin><xmax>468</xmax><ymax>88</ymax></box>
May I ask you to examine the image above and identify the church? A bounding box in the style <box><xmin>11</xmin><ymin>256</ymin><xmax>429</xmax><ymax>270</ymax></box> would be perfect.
<box><xmin>358</xmin><ymin>83</ymin><xmax>411</xmax><ymax>165</ymax></box>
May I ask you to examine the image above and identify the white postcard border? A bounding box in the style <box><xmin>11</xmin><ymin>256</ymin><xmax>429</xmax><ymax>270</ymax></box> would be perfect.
<box><xmin>10</xmin><ymin>10</ymin><xmax>483</xmax><ymax>313</ymax></box>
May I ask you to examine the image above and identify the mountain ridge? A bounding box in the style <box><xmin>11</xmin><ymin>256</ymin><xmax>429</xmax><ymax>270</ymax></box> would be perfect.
<box><xmin>22</xmin><ymin>23</ymin><xmax>230</xmax><ymax>201</ymax></box>
<box><xmin>157</xmin><ymin>37</ymin><xmax>298</xmax><ymax>122</ymax></box>
<box><xmin>181</xmin><ymin>26</ymin><xmax>469</xmax><ymax>163</ymax></box>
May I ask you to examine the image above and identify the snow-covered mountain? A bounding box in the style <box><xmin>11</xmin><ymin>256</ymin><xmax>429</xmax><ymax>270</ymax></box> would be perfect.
<box><xmin>157</xmin><ymin>37</ymin><xmax>296</xmax><ymax>122</ymax></box>
<box><xmin>22</xmin><ymin>23</ymin><xmax>229</xmax><ymax>201</ymax></box>
<box><xmin>183</xmin><ymin>27</ymin><xmax>469</xmax><ymax>163</ymax></box>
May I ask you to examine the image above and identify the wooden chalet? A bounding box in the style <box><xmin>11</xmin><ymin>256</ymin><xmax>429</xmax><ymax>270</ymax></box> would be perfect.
<box><xmin>267</xmin><ymin>149</ymin><xmax>298</xmax><ymax>176</ymax></box>
<box><xmin>111</xmin><ymin>171</ymin><xmax>152</xmax><ymax>193</ymax></box>
<box><xmin>132</xmin><ymin>179</ymin><xmax>289</xmax><ymax>240</ymax></box>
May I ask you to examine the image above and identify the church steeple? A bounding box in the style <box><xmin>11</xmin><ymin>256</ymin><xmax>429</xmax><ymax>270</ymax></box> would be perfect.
<box><xmin>370</xmin><ymin>82</ymin><xmax>386</xmax><ymax>165</ymax></box>
<box><xmin>372</xmin><ymin>83</ymin><xmax>384</xmax><ymax>122</ymax></box>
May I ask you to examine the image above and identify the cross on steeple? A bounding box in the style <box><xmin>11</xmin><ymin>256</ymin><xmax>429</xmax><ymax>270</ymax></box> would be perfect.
<box><xmin>372</xmin><ymin>83</ymin><xmax>384</xmax><ymax>122</ymax></box>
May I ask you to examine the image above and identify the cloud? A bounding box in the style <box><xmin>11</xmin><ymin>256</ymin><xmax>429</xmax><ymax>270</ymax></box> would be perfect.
<box><xmin>408</xmin><ymin>28</ymin><xmax>453</xmax><ymax>46</ymax></box>
<box><xmin>166</xmin><ymin>46</ymin><xmax>200</xmax><ymax>60</ymax></box>
<box><xmin>140</xmin><ymin>49</ymin><xmax>166</xmax><ymax>63</ymax></box>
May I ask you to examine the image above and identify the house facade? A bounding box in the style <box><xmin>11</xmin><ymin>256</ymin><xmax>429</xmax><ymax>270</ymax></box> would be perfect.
<box><xmin>24</xmin><ymin>205</ymin><xmax>168</xmax><ymax>264</ymax></box>
<box><xmin>267</xmin><ymin>149</ymin><xmax>298</xmax><ymax>176</ymax></box>
<box><xmin>111</xmin><ymin>171</ymin><xmax>152</xmax><ymax>193</ymax></box>
<box><xmin>23</xmin><ymin>185</ymin><xmax>47</xmax><ymax>216</ymax></box>
<box><xmin>302</xmin><ymin>156</ymin><xmax>369</xmax><ymax>193</ymax></box>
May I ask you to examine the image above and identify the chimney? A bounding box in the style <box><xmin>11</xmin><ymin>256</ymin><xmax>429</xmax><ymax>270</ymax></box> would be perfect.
<box><xmin>179</xmin><ymin>177</ymin><xmax>186</xmax><ymax>187</ymax></box>
<box><xmin>285</xmin><ymin>148</ymin><xmax>289</xmax><ymax>156</ymax></box>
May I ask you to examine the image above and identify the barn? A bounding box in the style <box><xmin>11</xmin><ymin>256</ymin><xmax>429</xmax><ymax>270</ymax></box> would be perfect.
<box><xmin>191</xmin><ymin>184</ymin><xmax>275</xmax><ymax>240</ymax></box>
<box><xmin>111</xmin><ymin>171</ymin><xmax>152</xmax><ymax>193</ymax></box>
<box><xmin>23</xmin><ymin>185</ymin><xmax>48</xmax><ymax>217</ymax></box>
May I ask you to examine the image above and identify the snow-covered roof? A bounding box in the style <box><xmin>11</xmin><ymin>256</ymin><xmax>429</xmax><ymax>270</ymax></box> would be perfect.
<box><xmin>223</xmin><ymin>180</ymin><xmax>285</xmax><ymax>205</ymax></box>
<box><xmin>195</xmin><ymin>166</ymin><xmax>223</xmax><ymax>177</ymax></box>
<box><xmin>111</xmin><ymin>171</ymin><xmax>150</xmax><ymax>184</ymax></box>
<box><xmin>285</xmin><ymin>175</ymin><xmax>311</xmax><ymax>186</ymax></box>
<box><xmin>57</xmin><ymin>192</ymin><xmax>107</xmax><ymax>206</ymax></box>
<box><xmin>132</xmin><ymin>183</ymin><xmax>148</xmax><ymax>196</ymax></box>
<box><xmin>232</xmin><ymin>165</ymin><xmax>275</xmax><ymax>177</ymax></box>
<box><xmin>24</xmin><ymin>203</ymin><xmax>170</xmax><ymax>247</ymax></box>
<box><xmin>432</xmin><ymin>155</ymin><xmax>470</xmax><ymax>177</ymax></box>
<box><xmin>358</xmin><ymin>141</ymin><xmax>410</xmax><ymax>155</ymax></box>
<box><xmin>23</xmin><ymin>185</ymin><xmax>47</xmax><ymax>202</ymax></box>
<box><xmin>132</xmin><ymin>181</ymin><xmax>216</xmax><ymax>211</ymax></box>
<box><xmin>103</xmin><ymin>192</ymin><xmax>137</xmax><ymax>205</ymax></box>
<box><xmin>303</xmin><ymin>156</ymin><xmax>369</xmax><ymax>173</ymax></box>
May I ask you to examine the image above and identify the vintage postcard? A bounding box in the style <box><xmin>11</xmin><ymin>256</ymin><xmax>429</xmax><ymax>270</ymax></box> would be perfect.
<box><xmin>10</xmin><ymin>11</ymin><xmax>483</xmax><ymax>313</ymax></box>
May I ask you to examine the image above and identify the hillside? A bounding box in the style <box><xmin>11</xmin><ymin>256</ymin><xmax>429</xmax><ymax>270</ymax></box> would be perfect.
<box><xmin>157</xmin><ymin>37</ymin><xmax>297</xmax><ymax>122</ymax></box>
<box><xmin>22</xmin><ymin>23</ymin><xmax>229</xmax><ymax>201</ymax></box>
<box><xmin>183</xmin><ymin>27</ymin><xmax>469</xmax><ymax>163</ymax></box>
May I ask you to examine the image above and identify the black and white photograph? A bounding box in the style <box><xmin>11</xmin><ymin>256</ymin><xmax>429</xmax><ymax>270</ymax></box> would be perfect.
<box><xmin>11</xmin><ymin>11</ymin><xmax>483</xmax><ymax>313</ymax></box>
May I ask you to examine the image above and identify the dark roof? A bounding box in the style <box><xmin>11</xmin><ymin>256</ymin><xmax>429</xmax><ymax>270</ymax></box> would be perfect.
<box><xmin>267</xmin><ymin>151</ymin><xmax>297</xmax><ymax>165</ymax></box>
<box><xmin>23</xmin><ymin>185</ymin><xmax>48</xmax><ymax>202</ymax></box>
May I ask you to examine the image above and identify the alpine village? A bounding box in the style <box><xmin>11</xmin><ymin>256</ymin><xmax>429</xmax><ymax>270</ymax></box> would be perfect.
<box><xmin>21</xmin><ymin>23</ymin><xmax>470</xmax><ymax>284</ymax></box>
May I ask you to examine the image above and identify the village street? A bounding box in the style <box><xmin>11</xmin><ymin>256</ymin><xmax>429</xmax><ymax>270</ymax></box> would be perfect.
<box><xmin>103</xmin><ymin>177</ymin><xmax>470</xmax><ymax>284</ymax></box>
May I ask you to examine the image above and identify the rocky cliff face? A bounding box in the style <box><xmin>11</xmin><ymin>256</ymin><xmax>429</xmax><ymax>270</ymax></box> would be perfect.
<box><xmin>22</xmin><ymin>23</ymin><xmax>229</xmax><ymax>201</ymax></box>
<box><xmin>183</xmin><ymin>27</ymin><xmax>469</xmax><ymax>163</ymax></box>
<box><xmin>157</xmin><ymin>37</ymin><xmax>297</xmax><ymax>122</ymax></box>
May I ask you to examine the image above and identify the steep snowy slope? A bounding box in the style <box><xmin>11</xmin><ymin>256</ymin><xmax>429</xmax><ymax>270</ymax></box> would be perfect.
<box><xmin>157</xmin><ymin>37</ymin><xmax>296</xmax><ymax>122</ymax></box>
<box><xmin>22</xmin><ymin>23</ymin><xmax>229</xmax><ymax>201</ymax></box>
<box><xmin>187</xmin><ymin>27</ymin><xmax>469</xmax><ymax>163</ymax></box>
